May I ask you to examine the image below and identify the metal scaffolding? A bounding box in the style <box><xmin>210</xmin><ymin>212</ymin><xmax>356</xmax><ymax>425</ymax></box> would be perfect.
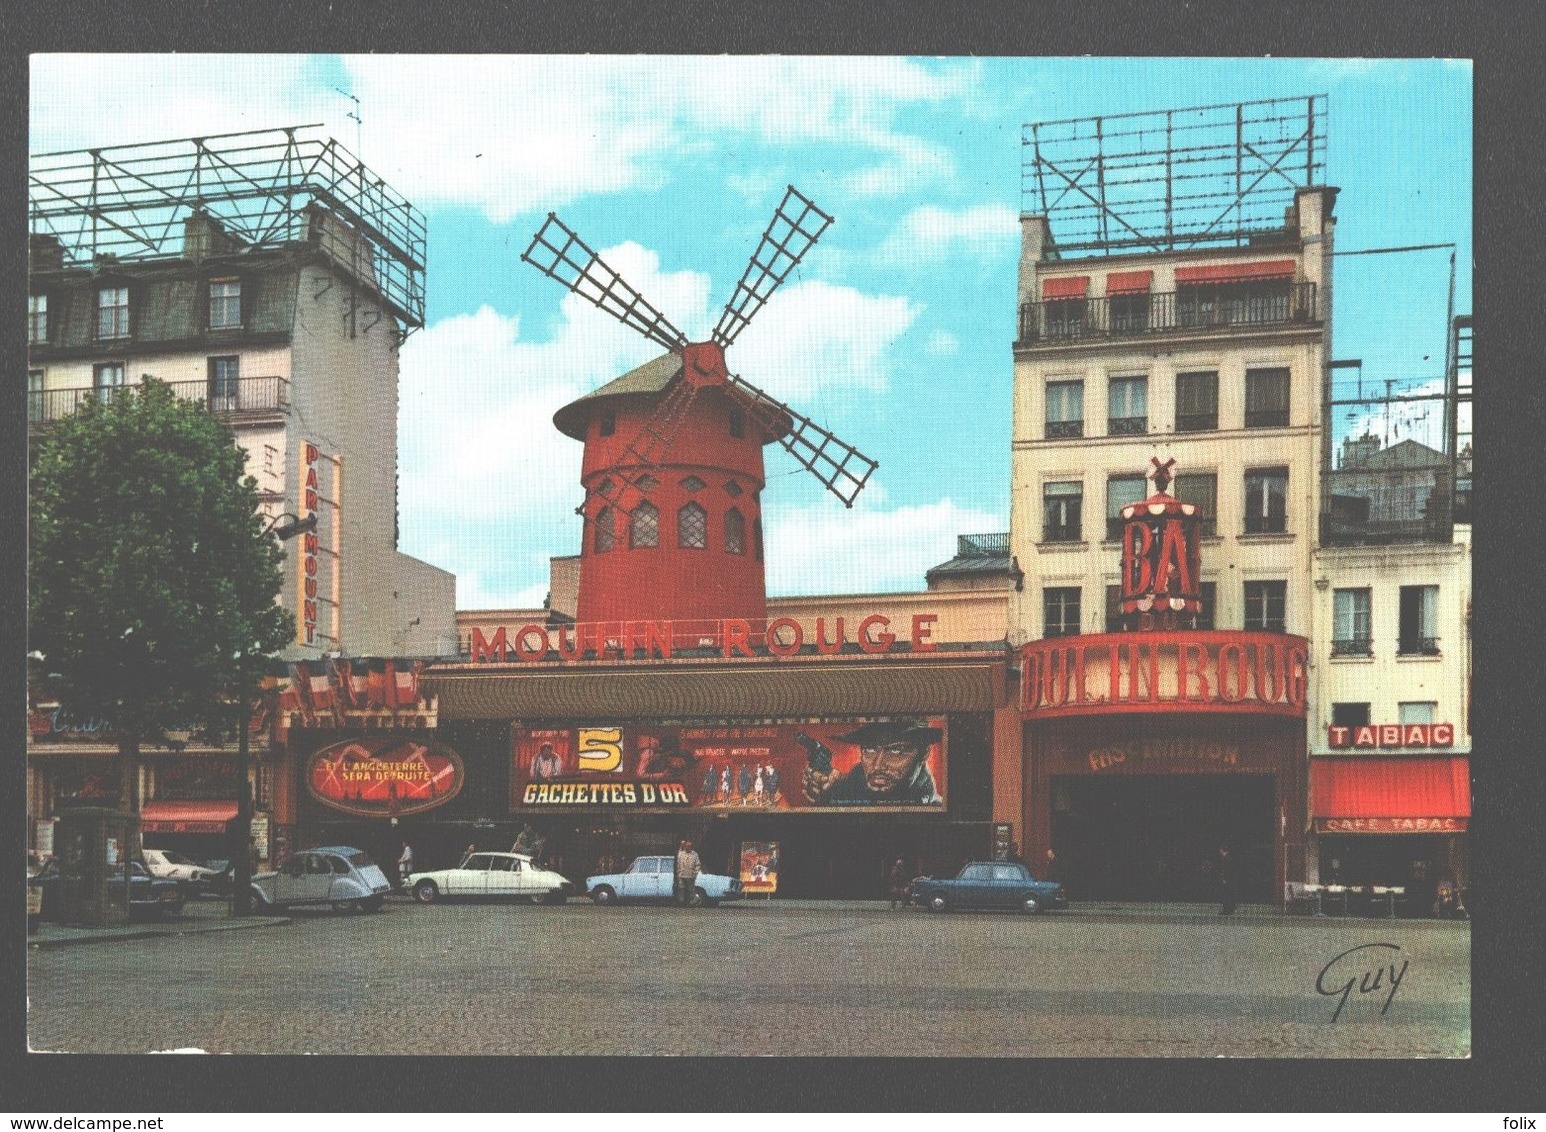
<box><xmin>29</xmin><ymin>125</ymin><xmax>425</xmax><ymax>332</ymax></box>
<box><xmin>1022</xmin><ymin>95</ymin><xmax>1327</xmax><ymax>257</ymax></box>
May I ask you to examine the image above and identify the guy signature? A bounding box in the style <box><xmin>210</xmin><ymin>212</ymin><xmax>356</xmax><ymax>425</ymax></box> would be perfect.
<box><xmin>1316</xmin><ymin>942</ymin><xmax>1409</xmax><ymax>1022</ymax></box>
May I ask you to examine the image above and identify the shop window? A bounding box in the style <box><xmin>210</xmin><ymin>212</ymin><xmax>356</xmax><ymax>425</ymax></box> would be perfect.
<box><xmin>28</xmin><ymin>293</ymin><xmax>47</xmax><ymax>345</ymax></box>
<box><xmin>724</xmin><ymin>507</ymin><xmax>746</xmax><ymax>555</ymax></box>
<box><xmin>97</xmin><ymin>285</ymin><xmax>130</xmax><ymax>340</ymax></box>
<box><xmin>1398</xmin><ymin>585</ymin><xmax>1439</xmax><ymax>655</ymax></box>
<box><xmin>1108</xmin><ymin>375</ymin><xmax>1147</xmax><ymax>435</ymax></box>
<box><xmin>677</xmin><ymin>502</ymin><xmax>707</xmax><ymax>549</ymax></box>
<box><xmin>1175</xmin><ymin>371</ymin><xmax>1218</xmax><ymax>432</ymax></box>
<box><xmin>593</xmin><ymin>506</ymin><xmax>615</xmax><ymax>553</ymax></box>
<box><xmin>1331</xmin><ymin>702</ymin><xmax>1371</xmax><ymax>728</ymax></box>
<box><xmin>1045</xmin><ymin>380</ymin><xmax>1084</xmax><ymax>438</ymax></box>
<box><xmin>1244</xmin><ymin>580</ymin><xmax>1286</xmax><ymax>632</ymax></box>
<box><xmin>1043</xmin><ymin>481</ymin><xmax>1083</xmax><ymax>543</ymax></box>
<box><xmin>1043</xmin><ymin>587</ymin><xmax>1081</xmax><ymax>638</ymax></box>
<box><xmin>1105</xmin><ymin>474</ymin><xmax>1147</xmax><ymax>541</ymax></box>
<box><xmin>208</xmin><ymin>355</ymin><xmax>240</xmax><ymax>411</ymax></box>
<box><xmin>94</xmin><ymin>361</ymin><xmax>126</xmax><ymax>405</ymax></box>
<box><xmin>28</xmin><ymin>369</ymin><xmax>44</xmax><ymax>423</ymax></box>
<box><xmin>1245</xmin><ymin>367</ymin><xmax>1290</xmax><ymax>428</ymax></box>
<box><xmin>629</xmin><ymin>502</ymin><xmax>659</xmax><ymax>549</ymax></box>
<box><xmin>209</xmin><ymin>278</ymin><xmax>242</xmax><ymax>330</ymax></box>
<box><xmin>1332</xmin><ymin>588</ymin><xmax>1372</xmax><ymax>656</ymax></box>
<box><xmin>1244</xmin><ymin>467</ymin><xmax>1288</xmax><ymax>534</ymax></box>
<box><xmin>1398</xmin><ymin>701</ymin><xmax>1437</xmax><ymax>724</ymax></box>
<box><xmin>1173</xmin><ymin>472</ymin><xmax>1218</xmax><ymax>537</ymax></box>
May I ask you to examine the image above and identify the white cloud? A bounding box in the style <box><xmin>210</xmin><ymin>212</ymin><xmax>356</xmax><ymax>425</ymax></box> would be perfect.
<box><xmin>874</xmin><ymin>203</ymin><xmax>1020</xmax><ymax>267</ymax></box>
<box><xmin>765</xmin><ymin>498</ymin><xmax>1004</xmax><ymax>597</ymax></box>
<box><xmin>925</xmin><ymin>330</ymin><xmax>960</xmax><ymax>356</ymax></box>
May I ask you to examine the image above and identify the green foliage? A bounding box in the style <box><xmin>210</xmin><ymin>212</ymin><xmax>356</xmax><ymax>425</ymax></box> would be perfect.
<box><xmin>29</xmin><ymin>379</ymin><xmax>293</xmax><ymax>746</ymax></box>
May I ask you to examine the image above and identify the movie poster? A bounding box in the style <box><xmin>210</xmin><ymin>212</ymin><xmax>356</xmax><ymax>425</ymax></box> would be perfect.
<box><xmin>510</xmin><ymin>717</ymin><xmax>948</xmax><ymax>812</ymax></box>
<box><xmin>739</xmin><ymin>841</ymin><xmax>779</xmax><ymax>894</ymax></box>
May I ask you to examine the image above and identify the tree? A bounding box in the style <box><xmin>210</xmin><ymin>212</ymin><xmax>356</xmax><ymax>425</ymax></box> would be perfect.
<box><xmin>29</xmin><ymin>379</ymin><xmax>293</xmax><ymax>815</ymax></box>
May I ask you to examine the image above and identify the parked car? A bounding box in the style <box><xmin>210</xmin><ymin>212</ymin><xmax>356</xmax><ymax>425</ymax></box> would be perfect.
<box><xmin>142</xmin><ymin>848</ymin><xmax>220</xmax><ymax>892</ymax></box>
<box><xmin>410</xmin><ymin>851</ymin><xmax>572</xmax><ymax>905</ymax></box>
<box><xmin>27</xmin><ymin>858</ymin><xmax>186</xmax><ymax>922</ymax></box>
<box><xmin>249</xmin><ymin>846</ymin><xmax>390</xmax><ymax>914</ymax></box>
<box><xmin>910</xmin><ymin>861</ymin><xmax>1067</xmax><ymax>914</ymax></box>
<box><xmin>585</xmin><ymin>855</ymin><xmax>743</xmax><ymax>908</ymax></box>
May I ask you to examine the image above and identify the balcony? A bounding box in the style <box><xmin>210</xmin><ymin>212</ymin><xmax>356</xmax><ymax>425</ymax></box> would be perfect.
<box><xmin>28</xmin><ymin>376</ymin><xmax>289</xmax><ymax>424</ymax></box>
<box><xmin>1330</xmin><ymin>638</ymin><xmax>1373</xmax><ymax>658</ymax></box>
<box><xmin>1018</xmin><ymin>282</ymin><xmax>1318</xmax><ymax>345</ymax></box>
<box><xmin>1397</xmin><ymin>637</ymin><xmax>1441</xmax><ymax>657</ymax></box>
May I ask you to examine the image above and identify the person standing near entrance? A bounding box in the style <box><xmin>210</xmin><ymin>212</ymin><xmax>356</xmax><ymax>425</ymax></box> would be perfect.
<box><xmin>887</xmin><ymin>857</ymin><xmax>910</xmax><ymax>910</ymax></box>
<box><xmin>397</xmin><ymin>841</ymin><xmax>414</xmax><ymax>888</ymax></box>
<box><xmin>674</xmin><ymin>839</ymin><xmax>701</xmax><ymax>906</ymax></box>
<box><xmin>1217</xmin><ymin>845</ymin><xmax>1236</xmax><ymax>915</ymax></box>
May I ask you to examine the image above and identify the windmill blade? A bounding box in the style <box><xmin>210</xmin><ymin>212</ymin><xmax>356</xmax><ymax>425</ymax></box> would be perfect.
<box><xmin>605</xmin><ymin>378</ymin><xmax>703</xmax><ymax>515</ymax></box>
<box><xmin>523</xmin><ymin>214</ymin><xmax>688</xmax><ymax>354</ymax></box>
<box><xmin>726</xmin><ymin>373</ymin><xmax>877</xmax><ymax>508</ymax></box>
<box><xmin>712</xmin><ymin>186</ymin><xmax>834</xmax><ymax>348</ymax></box>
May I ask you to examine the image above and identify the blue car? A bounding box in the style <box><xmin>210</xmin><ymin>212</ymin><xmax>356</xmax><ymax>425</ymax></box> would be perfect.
<box><xmin>586</xmin><ymin>855</ymin><xmax>743</xmax><ymax>908</ymax></box>
<box><xmin>28</xmin><ymin>858</ymin><xmax>186</xmax><ymax>922</ymax></box>
<box><xmin>910</xmin><ymin>861</ymin><xmax>1067</xmax><ymax>914</ymax></box>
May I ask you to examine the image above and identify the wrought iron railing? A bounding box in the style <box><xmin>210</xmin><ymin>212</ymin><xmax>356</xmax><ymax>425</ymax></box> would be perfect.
<box><xmin>1330</xmin><ymin>638</ymin><xmax>1373</xmax><ymax>658</ymax></box>
<box><xmin>1018</xmin><ymin>282</ymin><xmax>1317</xmax><ymax>344</ymax></box>
<box><xmin>1397</xmin><ymin>636</ymin><xmax>1441</xmax><ymax>657</ymax></box>
<box><xmin>28</xmin><ymin>375</ymin><xmax>288</xmax><ymax>423</ymax></box>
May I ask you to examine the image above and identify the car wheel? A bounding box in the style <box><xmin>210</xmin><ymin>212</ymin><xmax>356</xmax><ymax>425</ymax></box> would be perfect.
<box><xmin>332</xmin><ymin>899</ymin><xmax>361</xmax><ymax>915</ymax></box>
<box><xmin>361</xmin><ymin>896</ymin><xmax>386</xmax><ymax>913</ymax></box>
<box><xmin>689</xmin><ymin>887</ymin><xmax>709</xmax><ymax>908</ymax></box>
<box><xmin>928</xmin><ymin>895</ymin><xmax>948</xmax><ymax>913</ymax></box>
<box><xmin>1021</xmin><ymin>895</ymin><xmax>1041</xmax><ymax>914</ymax></box>
<box><xmin>592</xmin><ymin>886</ymin><xmax>617</xmax><ymax>906</ymax></box>
<box><xmin>250</xmin><ymin>887</ymin><xmax>274</xmax><ymax>914</ymax></box>
<box><xmin>413</xmin><ymin>880</ymin><xmax>439</xmax><ymax>904</ymax></box>
<box><xmin>542</xmin><ymin>890</ymin><xmax>567</xmax><ymax>906</ymax></box>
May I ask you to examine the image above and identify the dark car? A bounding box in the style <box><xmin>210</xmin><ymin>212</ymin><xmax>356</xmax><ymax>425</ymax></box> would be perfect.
<box><xmin>910</xmin><ymin>861</ymin><xmax>1066</xmax><ymax>914</ymax></box>
<box><xmin>27</xmin><ymin>858</ymin><xmax>186</xmax><ymax>922</ymax></box>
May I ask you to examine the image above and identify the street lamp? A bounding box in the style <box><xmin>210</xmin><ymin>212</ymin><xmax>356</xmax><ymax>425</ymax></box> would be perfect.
<box><xmin>231</xmin><ymin>511</ymin><xmax>318</xmax><ymax>917</ymax></box>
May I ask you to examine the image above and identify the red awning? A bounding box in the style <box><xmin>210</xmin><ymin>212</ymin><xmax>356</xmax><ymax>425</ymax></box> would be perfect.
<box><xmin>1175</xmin><ymin>259</ymin><xmax>1296</xmax><ymax>285</ymax></box>
<box><xmin>1311</xmin><ymin>757</ymin><xmax>1470</xmax><ymax>834</ymax></box>
<box><xmin>1105</xmin><ymin>270</ymin><xmax>1153</xmax><ymax>295</ymax></box>
<box><xmin>139</xmin><ymin>800</ymin><xmax>239</xmax><ymax>833</ymax></box>
<box><xmin>1042</xmin><ymin>275</ymin><xmax>1089</xmax><ymax>299</ymax></box>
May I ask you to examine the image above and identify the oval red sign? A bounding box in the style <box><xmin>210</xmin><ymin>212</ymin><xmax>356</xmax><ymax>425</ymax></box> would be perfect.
<box><xmin>306</xmin><ymin>735</ymin><xmax>465</xmax><ymax>817</ymax></box>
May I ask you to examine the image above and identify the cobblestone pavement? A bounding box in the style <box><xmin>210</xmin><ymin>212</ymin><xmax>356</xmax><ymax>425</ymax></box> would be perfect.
<box><xmin>25</xmin><ymin>898</ymin><xmax>1469</xmax><ymax>1057</ymax></box>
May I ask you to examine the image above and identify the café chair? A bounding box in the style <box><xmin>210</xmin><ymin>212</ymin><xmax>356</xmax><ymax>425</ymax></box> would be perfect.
<box><xmin>1323</xmin><ymin>884</ymin><xmax>1349</xmax><ymax>915</ymax></box>
<box><xmin>1369</xmin><ymin>885</ymin><xmax>1401</xmax><ymax>918</ymax></box>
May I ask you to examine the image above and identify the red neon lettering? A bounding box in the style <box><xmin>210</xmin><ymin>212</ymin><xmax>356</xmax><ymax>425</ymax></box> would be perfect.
<box><xmin>1217</xmin><ymin>643</ymin><xmax>1246</xmax><ymax>702</ymax></box>
<box><xmin>1178</xmin><ymin>642</ymin><xmax>1210</xmax><ymax>701</ymax></box>
<box><xmin>1287</xmin><ymin>644</ymin><xmax>1307</xmax><ymax>709</ymax></box>
<box><xmin>471</xmin><ymin>626</ymin><xmax>509</xmax><ymax>663</ymax></box>
<box><xmin>303</xmin><ymin>599</ymin><xmax>317</xmax><ymax>623</ymax></box>
<box><xmin>556</xmin><ymin>623</ymin><xmax>591</xmax><ymax>661</ymax></box>
<box><xmin>1403</xmin><ymin>724</ymin><xmax>1430</xmax><ymax>747</ymax></box>
<box><xmin>642</xmin><ymin>620</ymin><xmax>673</xmax><ymax>660</ymax></box>
<box><xmin>304</xmin><ymin>577</ymin><xmax>318</xmax><ymax>598</ymax></box>
<box><xmin>721</xmin><ymin>618</ymin><xmax>754</xmax><ymax>658</ymax></box>
<box><xmin>305</xmin><ymin>443</ymin><xmax>318</xmax><ymax>463</ymax></box>
<box><xmin>1328</xmin><ymin>726</ymin><xmax>1350</xmax><ymax>748</ymax></box>
<box><xmin>1353</xmin><ymin>725</ymin><xmax>1376</xmax><ymax>748</ymax></box>
<box><xmin>1431</xmin><ymin>723</ymin><xmax>1454</xmax><ymax>746</ymax></box>
<box><xmin>1379</xmin><ymin>724</ymin><xmax>1403</xmax><ymax>747</ymax></box>
<box><xmin>1255</xmin><ymin>642</ymin><xmax>1286</xmax><ymax>704</ymax></box>
<box><xmin>1153</xmin><ymin>518</ymin><xmax>1194</xmax><ymax>595</ymax></box>
<box><xmin>514</xmin><ymin>624</ymin><xmax>548</xmax><ymax>661</ymax></box>
<box><xmin>1022</xmin><ymin>651</ymin><xmax>1041</xmax><ymax>710</ymax></box>
<box><xmin>857</xmin><ymin>614</ymin><xmax>894</xmax><ymax>654</ymax></box>
<box><xmin>305</xmin><ymin>556</ymin><xmax>318</xmax><ymax>576</ymax></box>
<box><xmin>1122</xmin><ymin>522</ymin><xmax>1154</xmax><ymax>596</ymax></box>
<box><xmin>765</xmin><ymin>617</ymin><xmax>803</xmax><ymax>658</ymax></box>
<box><xmin>305</xmin><ymin>489</ymin><xmax>318</xmax><ymax>511</ymax></box>
<box><xmin>911</xmin><ymin>613</ymin><xmax>938</xmax><ymax>652</ymax></box>
<box><xmin>305</xmin><ymin>467</ymin><xmax>318</xmax><ymax>490</ymax></box>
<box><xmin>303</xmin><ymin>533</ymin><xmax>319</xmax><ymax>555</ymax></box>
<box><xmin>814</xmin><ymin>617</ymin><xmax>845</xmax><ymax>655</ymax></box>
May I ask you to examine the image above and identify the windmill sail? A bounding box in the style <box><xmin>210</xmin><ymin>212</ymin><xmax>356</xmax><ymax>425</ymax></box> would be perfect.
<box><xmin>523</xmin><ymin>214</ymin><xmax>688</xmax><ymax>353</ymax></box>
<box><xmin>713</xmin><ymin>186</ymin><xmax>834</xmax><ymax>348</ymax></box>
<box><xmin>726</xmin><ymin>373</ymin><xmax>878</xmax><ymax>508</ymax></box>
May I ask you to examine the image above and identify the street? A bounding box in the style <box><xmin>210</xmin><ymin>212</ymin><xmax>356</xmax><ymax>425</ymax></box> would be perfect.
<box><xmin>26</xmin><ymin>898</ymin><xmax>1470</xmax><ymax>1057</ymax></box>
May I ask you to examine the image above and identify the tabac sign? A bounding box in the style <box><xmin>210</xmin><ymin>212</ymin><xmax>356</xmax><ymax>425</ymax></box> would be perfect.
<box><xmin>307</xmin><ymin>735</ymin><xmax>465</xmax><ymax>817</ymax></box>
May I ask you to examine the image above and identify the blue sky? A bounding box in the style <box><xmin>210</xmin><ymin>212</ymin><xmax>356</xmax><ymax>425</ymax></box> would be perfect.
<box><xmin>30</xmin><ymin>56</ymin><xmax>1472</xmax><ymax>608</ymax></box>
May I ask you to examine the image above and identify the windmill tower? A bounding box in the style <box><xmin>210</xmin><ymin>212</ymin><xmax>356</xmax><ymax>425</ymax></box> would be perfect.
<box><xmin>523</xmin><ymin>187</ymin><xmax>878</xmax><ymax>632</ymax></box>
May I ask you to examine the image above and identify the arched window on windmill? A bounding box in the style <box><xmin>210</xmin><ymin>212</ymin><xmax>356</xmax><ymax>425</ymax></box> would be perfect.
<box><xmin>630</xmin><ymin>501</ymin><xmax>660</xmax><ymax>549</ymax></box>
<box><xmin>593</xmin><ymin>506</ymin><xmax>615</xmax><ymax>553</ymax></box>
<box><xmin>678</xmin><ymin>501</ymin><xmax>708</xmax><ymax>549</ymax></box>
<box><xmin>724</xmin><ymin>507</ymin><xmax>746</xmax><ymax>555</ymax></box>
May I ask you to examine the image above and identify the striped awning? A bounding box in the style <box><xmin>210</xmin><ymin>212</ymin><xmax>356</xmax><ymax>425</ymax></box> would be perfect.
<box><xmin>1175</xmin><ymin>259</ymin><xmax>1295</xmax><ymax>285</ymax></box>
<box><xmin>139</xmin><ymin>800</ymin><xmax>238</xmax><ymax>833</ymax></box>
<box><xmin>1311</xmin><ymin>757</ymin><xmax>1470</xmax><ymax>833</ymax></box>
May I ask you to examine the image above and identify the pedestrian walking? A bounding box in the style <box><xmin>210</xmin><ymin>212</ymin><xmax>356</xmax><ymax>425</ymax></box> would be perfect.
<box><xmin>674</xmin><ymin>839</ymin><xmax>702</xmax><ymax>906</ymax></box>
<box><xmin>887</xmin><ymin>857</ymin><xmax>910</xmax><ymax>909</ymax></box>
<box><xmin>397</xmin><ymin>841</ymin><xmax>414</xmax><ymax>887</ymax></box>
<box><xmin>1043</xmin><ymin>847</ymin><xmax>1060</xmax><ymax>882</ymax></box>
<box><xmin>1217</xmin><ymin>845</ymin><xmax>1235</xmax><ymax>915</ymax></box>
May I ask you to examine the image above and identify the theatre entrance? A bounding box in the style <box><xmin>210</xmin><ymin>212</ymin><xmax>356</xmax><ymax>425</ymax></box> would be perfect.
<box><xmin>1049</xmin><ymin>774</ymin><xmax>1276</xmax><ymax>903</ymax></box>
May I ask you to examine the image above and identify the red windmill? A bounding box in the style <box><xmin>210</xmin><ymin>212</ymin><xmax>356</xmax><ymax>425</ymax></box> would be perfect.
<box><xmin>523</xmin><ymin>187</ymin><xmax>879</xmax><ymax>632</ymax></box>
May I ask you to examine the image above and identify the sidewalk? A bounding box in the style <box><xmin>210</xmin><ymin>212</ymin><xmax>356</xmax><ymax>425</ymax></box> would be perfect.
<box><xmin>28</xmin><ymin>895</ymin><xmax>291</xmax><ymax>949</ymax></box>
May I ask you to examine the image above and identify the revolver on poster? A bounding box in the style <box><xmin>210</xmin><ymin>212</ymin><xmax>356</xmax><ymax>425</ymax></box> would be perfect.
<box><xmin>794</xmin><ymin>731</ymin><xmax>833</xmax><ymax>774</ymax></box>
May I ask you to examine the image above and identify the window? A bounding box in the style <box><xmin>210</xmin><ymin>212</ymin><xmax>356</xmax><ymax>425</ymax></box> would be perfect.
<box><xmin>1398</xmin><ymin>585</ymin><xmax>1439</xmax><ymax>655</ymax></box>
<box><xmin>1108</xmin><ymin>376</ymin><xmax>1147</xmax><ymax>435</ymax></box>
<box><xmin>1398</xmin><ymin>702</ymin><xmax>1437</xmax><ymax>724</ymax></box>
<box><xmin>1173</xmin><ymin>473</ymin><xmax>1218</xmax><ymax>537</ymax></box>
<box><xmin>1332</xmin><ymin>702</ymin><xmax>1371</xmax><ymax>728</ymax></box>
<box><xmin>97</xmin><ymin>285</ymin><xmax>130</xmax><ymax>340</ymax></box>
<box><xmin>1105</xmin><ymin>584</ymin><xmax>1124</xmax><ymax>633</ymax></box>
<box><xmin>724</xmin><ymin>507</ymin><xmax>746</xmax><ymax>555</ymax></box>
<box><xmin>723</xmin><ymin>479</ymin><xmax>743</xmax><ymax>498</ymax></box>
<box><xmin>1244</xmin><ymin>580</ymin><xmax>1286</xmax><ymax>632</ymax></box>
<box><xmin>1109</xmin><ymin>294</ymin><xmax>1149</xmax><ymax>334</ymax></box>
<box><xmin>1046</xmin><ymin>297</ymin><xmax>1086</xmax><ymax>339</ymax></box>
<box><xmin>630</xmin><ymin>501</ymin><xmax>659</xmax><ymax>549</ymax></box>
<box><xmin>209</xmin><ymin>278</ymin><xmax>241</xmax><ymax>329</ymax></box>
<box><xmin>635</xmin><ymin>474</ymin><xmax>658</xmax><ymax>493</ymax></box>
<box><xmin>1045</xmin><ymin>381</ymin><xmax>1083</xmax><ymax>438</ymax></box>
<box><xmin>598</xmin><ymin>411</ymin><xmax>616</xmax><ymax>437</ymax></box>
<box><xmin>1332</xmin><ymin>588</ymin><xmax>1372</xmax><ymax>656</ymax></box>
<box><xmin>729</xmin><ymin>407</ymin><xmax>746</xmax><ymax>439</ymax></box>
<box><xmin>28</xmin><ymin>370</ymin><xmax>44</xmax><ymax>422</ymax></box>
<box><xmin>1245</xmin><ymin>367</ymin><xmax>1290</xmax><ymax>428</ymax></box>
<box><xmin>681</xmin><ymin>475</ymin><xmax>705</xmax><ymax>493</ymax></box>
<box><xmin>94</xmin><ymin>362</ymin><xmax>125</xmax><ymax>404</ymax></box>
<box><xmin>1193</xmin><ymin>581</ymin><xmax>1217</xmax><ymax>630</ymax></box>
<box><xmin>1175</xmin><ymin>371</ymin><xmax>1218</xmax><ymax>432</ymax></box>
<box><xmin>209</xmin><ymin>356</ymin><xmax>240</xmax><ymax>411</ymax></box>
<box><xmin>1043</xmin><ymin>481</ymin><xmax>1082</xmax><ymax>542</ymax></box>
<box><xmin>678</xmin><ymin>502</ymin><xmax>707</xmax><ymax>549</ymax></box>
<box><xmin>1043</xmin><ymin>587</ymin><xmax>1081</xmax><ymax>638</ymax></box>
<box><xmin>28</xmin><ymin>293</ymin><xmax>47</xmax><ymax>345</ymax></box>
<box><xmin>1105</xmin><ymin>474</ymin><xmax>1147</xmax><ymax>540</ymax></box>
<box><xmin>1244</xmin><ymin>467</ymin><xmax>1288</xmax><ymax>534</ymax></box>
<box><xmin>1178</xmin><ymin>280</ymin><xmax>1292</xmax><ymax>328</ymax></box>
<box><xmin>593</xmin><ymin>506</ymin><xmax>615</xmax><ymax>553</ymax></box>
